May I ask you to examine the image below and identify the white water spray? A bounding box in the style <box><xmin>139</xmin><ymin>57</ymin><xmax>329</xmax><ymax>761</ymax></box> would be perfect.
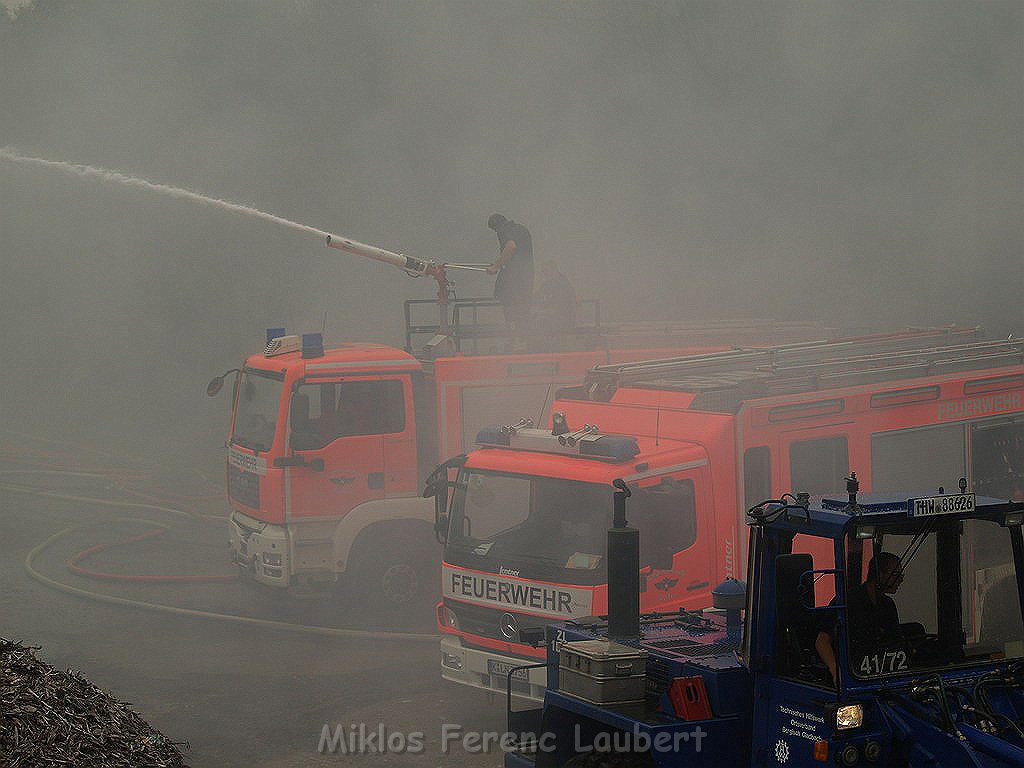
<box><xmin>0</xmin><ymin>147</ymin><xmax>330</xmax><ymax>239</ymax></box>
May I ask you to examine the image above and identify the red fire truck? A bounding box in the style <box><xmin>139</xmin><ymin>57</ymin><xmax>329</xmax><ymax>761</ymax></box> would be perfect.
<box><xmin>208</xmin><ymin>232</ymin><xmax>827</xmax><ymax>617</ymax></box>
<box><xmin>435</xmin><ymin>327</ymin><xmax>1024</xmax><ymax>700</ymax></box>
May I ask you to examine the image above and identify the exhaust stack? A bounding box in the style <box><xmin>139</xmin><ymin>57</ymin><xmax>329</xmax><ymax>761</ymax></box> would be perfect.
<box><xmin>607</xmin><ymin>478</ymin><xmax>639</xmax><ymax>640</ymax></box>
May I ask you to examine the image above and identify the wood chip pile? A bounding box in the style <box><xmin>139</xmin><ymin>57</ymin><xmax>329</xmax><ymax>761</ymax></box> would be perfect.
<box><xmin>1</xmin><ymin>638</ymin><xmax>189</xmax><ymax>767</ymax></box>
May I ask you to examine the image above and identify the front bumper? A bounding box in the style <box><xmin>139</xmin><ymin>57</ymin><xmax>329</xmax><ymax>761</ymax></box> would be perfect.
<box><xmin>229</xmin><ymin>512</ymin><xmax>290</xmax><ymax>587</ymax></box>
<box><xmin>439</xmin><ymin>635</ymin><xmax>546</xmax><ymax>703</ymax></box>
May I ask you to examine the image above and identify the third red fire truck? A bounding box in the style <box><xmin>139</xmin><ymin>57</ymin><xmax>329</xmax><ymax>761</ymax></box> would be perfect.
<box><xmin>435</xmin><ymin>327</ymin><xmax>1024</xmax><ymax>699</ymax></box>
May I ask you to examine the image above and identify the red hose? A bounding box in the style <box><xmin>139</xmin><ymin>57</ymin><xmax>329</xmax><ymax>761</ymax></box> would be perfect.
<box><xmin>66</xmin><ymin>525</ymin><xmax>238</xmax><ymax>583</ymax></box>
<box><xmin>3</xmin><ymin>434</ymin><xmax>236</xmax><ymax>584</ymax></box>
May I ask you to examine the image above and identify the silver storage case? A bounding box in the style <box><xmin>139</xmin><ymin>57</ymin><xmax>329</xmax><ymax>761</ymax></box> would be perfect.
<box><xmin>558</xmin><ymin>639</ymin><xmax>647</xmax><ymax>705</ymax></box>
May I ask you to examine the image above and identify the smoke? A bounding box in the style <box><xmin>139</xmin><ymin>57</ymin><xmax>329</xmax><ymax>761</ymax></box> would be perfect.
<box><xmin>0</xmin><ymin>6</ymin><xmax>1021</xmax><ymax>763</ymax></box>
<box><xmin>0</xmin><ymin>0</ymin><xmax>1021</xmax><ymax>451</ymax></box>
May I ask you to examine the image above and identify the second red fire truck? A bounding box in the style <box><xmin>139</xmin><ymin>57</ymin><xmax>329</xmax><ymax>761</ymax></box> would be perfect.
<box><xmin>435</xmin><ymin>327</ymin><xmax>1024</xmax><ymax>699</ymax></box>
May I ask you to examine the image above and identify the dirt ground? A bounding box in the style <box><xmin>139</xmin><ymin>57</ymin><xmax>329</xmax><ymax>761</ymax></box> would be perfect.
<box><xmin>0</xmin><ymin>443</ymin><xmax>513</xmax><ymax>767</ymax></box>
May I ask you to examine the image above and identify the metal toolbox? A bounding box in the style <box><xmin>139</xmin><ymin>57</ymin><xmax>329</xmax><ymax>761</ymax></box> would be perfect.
<box><xmin>558</xmin><ymin>639</ymin><xmax>647</xmax><ymax>704</ymax></box>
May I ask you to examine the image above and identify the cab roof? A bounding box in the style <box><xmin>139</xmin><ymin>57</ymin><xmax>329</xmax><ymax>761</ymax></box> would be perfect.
<box><xmin>464</xmin><ymin>436</ymin><xmax>707</xmax><ymax>485</ymax></box>
<box><xmin>246</xmin><ymin>343</ymin><xmax>419</xmax><ymax>374</ymax></box>
<box><xmin>754</xmin><ymin>492</ymin><xmax>1024</xmax><ymax>539</ymax></box>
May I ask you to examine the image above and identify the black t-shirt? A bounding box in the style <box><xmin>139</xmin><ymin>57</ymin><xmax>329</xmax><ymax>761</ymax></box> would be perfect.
<box><xmin>496</xmin><ymin>221</ymin><xmax>532</xmax><ymax>261</ymax></box>
<box><xmin>494</xmin><ymin>221</ymin><xmax>533</xmax><ymax>305</ymax></box>
<box><xmin>844</xmin><ymin>583</ymin><xmax>902</xmax><ymax>654</ymax></box>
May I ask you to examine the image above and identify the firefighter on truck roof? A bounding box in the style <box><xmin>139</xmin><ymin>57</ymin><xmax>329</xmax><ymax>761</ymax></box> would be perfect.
<box><xmin>485</xmin><ymin>213</ymin><xmax>534</xmax><ymax>331</ymax></box>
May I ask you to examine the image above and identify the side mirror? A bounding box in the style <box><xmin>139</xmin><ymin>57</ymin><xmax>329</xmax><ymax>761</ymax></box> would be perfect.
<box><xmin>435</xmin><ymin>513</ymin><xmax>450</xmax><ymax>544</ymax></box>
<box><xmin>425</xmin><ymin>455</ymin><xmax>466</xmax><ymax>544</ymax></box>
<box><xmin>423</xmin><ymin>453</ymin><xmax>468</xmax><ymax>497</ymax></box>
<box><xmin>206</xmin><ymin>368</ymin><xmax>239</xmax><ymax>397</ymax></box>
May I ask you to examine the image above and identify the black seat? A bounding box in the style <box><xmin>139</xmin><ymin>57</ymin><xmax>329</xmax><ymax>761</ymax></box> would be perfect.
<box><xmin>775</xmin><ymin>554</ymin><xmax>826</xmax><ymax>680</ymax></box>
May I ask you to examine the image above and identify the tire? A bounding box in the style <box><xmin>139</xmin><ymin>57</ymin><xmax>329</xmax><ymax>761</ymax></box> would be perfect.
<box><xmin>349</xmin><ymin>532</ymin><xmax>440</xmax><ymax>626</ymax></box>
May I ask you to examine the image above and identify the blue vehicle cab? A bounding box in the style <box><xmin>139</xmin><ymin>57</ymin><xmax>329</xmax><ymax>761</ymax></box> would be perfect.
<box><xmin>505</xmin><ymin>480</ymin><xmax>1024</xmax><ymax>768</ymax></box>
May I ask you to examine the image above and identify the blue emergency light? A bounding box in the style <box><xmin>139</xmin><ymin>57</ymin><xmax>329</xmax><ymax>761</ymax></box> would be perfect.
<box><xmin>578</xmin><ymin>435</ymin><xmax>640</xmax><ymax>462</ymax></box>
<box><xmin>475</xmin><ymin>426</ymin><xmax>512</xmax><ymax>446</ymax></box>
<box><xmin>301</xmin><ymin>332</ymin><xmax>324</xmax><ymax>359</ymax></box>
<box><xmin>475</xmin><ymin>424</ymin><xmax>639</xmax><ymax>462</ymax></box>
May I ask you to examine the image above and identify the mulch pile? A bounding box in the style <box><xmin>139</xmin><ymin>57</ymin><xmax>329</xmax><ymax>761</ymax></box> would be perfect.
<box><xmin>0</xmin><ymin>638</ymin><xmax>189</xmax><ymax>767</ymax></box>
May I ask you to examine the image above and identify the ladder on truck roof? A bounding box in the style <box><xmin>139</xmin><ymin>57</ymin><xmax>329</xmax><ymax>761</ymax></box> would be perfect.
<box><xmin>573</xmin><ymin>327</ymin><xmax>1024</xmax><ymax>410</ymax></box>
<box><xmin>403</xmin><ymin>294</ymin><xmax>838</xmax><ymax>356</ymax></box>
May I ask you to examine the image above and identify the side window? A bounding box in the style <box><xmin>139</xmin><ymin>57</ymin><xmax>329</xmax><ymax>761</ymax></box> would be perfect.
<box><xmin>971</xmin><ymin>418</ymin><xmax>1024</xmax><ymax>500</ymax></box>
<box><xmin>335</xmin><ymin>380</ymin><xmax>406</xmax><ymax>436</ymax></box>
<box><xmin>871</xmin><ymin>424</ymin><xmax>965</xmax><ymax>492</ymax></box>
<box><xmin>969</xmin><ymin>419</ymin><xmax>1024</xmax><ymax>635</ymax></box>
<box><xmin>790</xmin><ymin>436</ymin><xmax>848</xmax><ymax>495</ymax></box>
<box><xmin>629</xmin><ymin>478</ymin><xmax>697</xmax><ymax>569</ymax></box>
<box><xmin>744</xmin><ymin>446</ymin><xmax>771</xmax><ymax>510</ymax></box>
<box><xmin>291</xmin><ymin>379</ymin><xmax>406</xmax><ymax>450</ymax></box>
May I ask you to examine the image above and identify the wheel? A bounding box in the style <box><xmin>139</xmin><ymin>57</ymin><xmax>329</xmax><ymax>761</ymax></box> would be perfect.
<box><xmin>349</xmin><ymin>532</ymin><xmax>439</xmax><ymax>627</ymax></box>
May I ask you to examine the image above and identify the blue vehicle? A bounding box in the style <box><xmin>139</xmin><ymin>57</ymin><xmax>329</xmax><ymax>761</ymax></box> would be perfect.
<box><xmin>505</xmin><ymin>478</ymin><xmax>1024</xmax><ymax>767</ymax></box>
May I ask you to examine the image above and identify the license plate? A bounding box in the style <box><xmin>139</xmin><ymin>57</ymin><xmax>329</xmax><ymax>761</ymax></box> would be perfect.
<box><xmin>488</xmin><ymin>659</ymin><xmax>530</xmax><ymax>680</ymax></box>
<box><xmin>909</xmin><ymin>493</ymin><xmax>975</xmax><ymax>517</ymax></box>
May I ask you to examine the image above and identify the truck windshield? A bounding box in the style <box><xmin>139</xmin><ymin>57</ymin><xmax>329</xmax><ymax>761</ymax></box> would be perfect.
<box><xmin>846</xmin><ymin>517</ymin><xmax>1024</xmax><ymax>679</ymax></box>
<box><xmin>231</xmin><ymin>368</ymin><xmax>284</xmax><ymax>452</ymax></box>
<box><xmin>444</xmin><ymin>470</ymin><xmax>696</xmax><ymax>586</ymax></box>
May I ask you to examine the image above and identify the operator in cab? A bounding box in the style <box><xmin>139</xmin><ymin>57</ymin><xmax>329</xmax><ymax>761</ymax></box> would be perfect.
<box><xmin>815</xmin><ymin>551</ymin><xmax>904</xmax><ymax>685</ymax></box>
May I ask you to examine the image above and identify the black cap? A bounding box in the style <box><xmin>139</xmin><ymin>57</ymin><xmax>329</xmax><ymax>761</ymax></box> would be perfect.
<box><xmin>487</xmin><ymin>213</ymin><xmax>508</xmax><ymax>231</ymax></box>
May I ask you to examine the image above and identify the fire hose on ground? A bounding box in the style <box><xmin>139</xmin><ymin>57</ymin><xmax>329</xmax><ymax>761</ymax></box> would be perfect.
<box><xmin>0</xmin><ymin>458</ymin><xmax>438</xmax><ymax>643</ymax></box>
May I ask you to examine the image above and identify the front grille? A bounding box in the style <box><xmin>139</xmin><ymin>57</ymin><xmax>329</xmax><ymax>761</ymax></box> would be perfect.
<box><xmin>228</xmin><ymin>463</ymin><xmax>260</xmax><ymax>509</ymax></box>
<box><xmin>448</xmin><ymin>600</ymin><xmax>546</xmax><ymax>644</ymax></box>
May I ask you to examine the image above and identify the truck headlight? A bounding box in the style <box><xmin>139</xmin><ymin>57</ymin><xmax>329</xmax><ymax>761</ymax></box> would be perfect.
<box><xmin>443</xmin><ymin>606</ymin><xmax>459</xmax><ymax>630</ymax></box>
<box><xmin>262</xmin><ymin>552</ymin><xmax>282</xmax><ymax>567</ymax></box>
<box><xmin>436</xmin><ymin>604</ymin><xmax>459</xmax><ymax>630</ymax></box>
<box><xmin>835</xmin><ymin>703</ymin><xmax>863</xmax><ymax>730</ymax></box>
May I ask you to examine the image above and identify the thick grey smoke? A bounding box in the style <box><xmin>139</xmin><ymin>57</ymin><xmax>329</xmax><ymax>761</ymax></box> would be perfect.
<box><xmin>0</xmin><ymin>0</ymin><xmax>1021</xmax><ymax>450</ymax></box>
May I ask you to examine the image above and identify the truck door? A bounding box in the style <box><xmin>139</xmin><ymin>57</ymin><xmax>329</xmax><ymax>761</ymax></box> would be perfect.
<box><xmin>626</xmin><ymin>464</ymin><xmax>713</xmax><ymax>612</ymax></box>
<box><xmin>750</xmin><ymin>532</ymin><xmax>840</xmax><ymax>767</ymax></box>
<box><xmin>285</xmin><ymin>376</ymin><xmax>410</xmax><ymax>520</ymax></box>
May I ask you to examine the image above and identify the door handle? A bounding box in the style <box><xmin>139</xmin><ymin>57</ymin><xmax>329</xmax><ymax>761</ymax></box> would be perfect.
<box><xmin>330</xmin><ymin>475</ymin><xmax>356</xmax><ymax>485</ymax></box>
<box><xmin>274</xmin><ymin>455</ymin><xmax>324</xmax><ymax>472</ymax></box>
